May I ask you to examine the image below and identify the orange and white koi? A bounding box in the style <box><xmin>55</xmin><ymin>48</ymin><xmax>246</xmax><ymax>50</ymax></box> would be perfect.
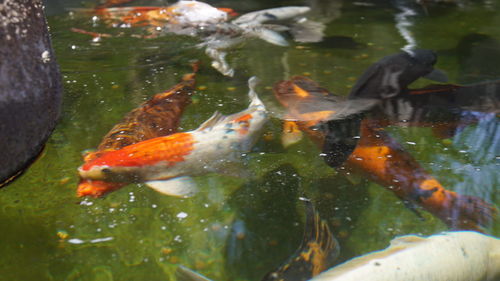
<box><xmin>90</xmin><ymin>1</ymin><xmax>231</xmax><ymax>28</ymax></box>
<box><xmin>77</xmin><ymin>70</ymin><xmax>197</xmax><ymax>198</ymax></box>
<box><xmin>78</xmin><ymin>77</ymin><xmax>267</xmax><ymax>197</ymax></box>
<box><xmin>73</xmin><ymin>2</ymin><xmax>320</xmax><ymax>76</ymax></box>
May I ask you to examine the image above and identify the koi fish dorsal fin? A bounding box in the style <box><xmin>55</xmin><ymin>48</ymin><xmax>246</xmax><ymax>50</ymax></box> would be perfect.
<box><xmin>195</xmin><ymin>76</ymin><xmax>265</xmax><ymax>132</ymax></box>
<box><xmin>195</xmin><ymin>111</ymin><xmax>227</xmax><ymax>131</ymax></box>
<box><xmin>248</xmin><ymin>76</ymin><xmax>264</xmax><ymax>108</ymax></box>
<box><xmin>144</xmin><ymin>176</ymin><xmax>198</xmax><ymax>197</ymax></box>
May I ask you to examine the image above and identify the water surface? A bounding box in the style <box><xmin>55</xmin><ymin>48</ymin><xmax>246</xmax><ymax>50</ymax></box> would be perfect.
<box><xmin>1</xmin><ymin>1</ymin><xmax>499</xmax><ymax>280</ymax></box>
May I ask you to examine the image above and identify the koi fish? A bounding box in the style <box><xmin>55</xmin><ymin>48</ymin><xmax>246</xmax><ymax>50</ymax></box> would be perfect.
<box><xmin>72</xmin><ymin>1</ymin><xmax>321</xmax><ymax>76</ymax></box>
<box><xmin>261</xmin><ymin>199</ymin><xmax>340</xmax><ymax>281</ymax></box>
<box><xmin>310</xmin><ymin>231</ymin><xmax>500</xmax><ymax>281</ymax></box>
<box><xmin>348</xmin><ymin>49</ymin><xmax>448</xmax><ymax>99</ymax></box>
<box><xmin>77</xmin><ymin>70</ymin><xmax>196</xmax><ymax>197</ymax></box>
<box><xmin>78</xmin><ymin>77</ymin><xmax>268</xmax><ymax>197</ymax></box>
<box><xmin>345</xmin><ymin>118</ymin><xmax>496</xmax><ymax>230</ymax></box>
<box><xmin>175</xmin><ymin>199</ymin><xmax>339</xmax><ymax>281</ymax></box>
<box><xmin>273</xmin><ymin>76</ymin><xmax>497</xmax><ymax>231</ymax></box>
<box><xmin>84</xmin><ymin>1</ymin><xmax>231</xmax><ymax>28</ymax></box>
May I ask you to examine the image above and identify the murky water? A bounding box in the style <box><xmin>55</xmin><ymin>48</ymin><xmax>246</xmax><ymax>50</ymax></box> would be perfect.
<box><xmin>1</xmin><ymin>0</ymin><xmax>499</xmax><ymax>280</ymax></box>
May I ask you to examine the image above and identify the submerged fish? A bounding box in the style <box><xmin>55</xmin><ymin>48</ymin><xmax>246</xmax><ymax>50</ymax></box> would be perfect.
<box><xmin>262</xmin><ymin>199</ymin><xmax>340</xmax><ymax>281</ymax></box>
<box><xmin>311</xmin><ymin>231</ymin><xmax>500</xmax><ymax>281</ymax></box>
<box><xmin>77</xmin><ymin>70</ymin><xmax>197</xmax><ymax>197</ymax></box>
<box><xmin>273</xmin><ymin>75</ymin><xmax>496</xmax><ymax>231</ymax></box>
<box><xmin>175</xmin><ymin>199</ymin><xmax>339</xmax><ymax>281</ymax></box>
<box><xmin>78</xmin><ymin>77</ymin><xmax>268</xmax><ymax>197</ymax></box>
<box><xmin>273</xmin><ymin>76</ymin><xmax>378</xmax><ymax>163</ymax></box>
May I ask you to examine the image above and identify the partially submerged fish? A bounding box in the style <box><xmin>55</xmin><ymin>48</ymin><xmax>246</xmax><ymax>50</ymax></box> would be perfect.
<box><xmin>77</xmin><ymin>70</ymin><xmax>197</xmax><ymax>197</ymax></box>
<box><xmin>310</xmin><ymin>231</ymin><xmax>500</xmax><ymax>281</ymax></box>
<box><xmin>78</xmin><ymin>77</ymin><xmax>268</xmax><ymax>197</ymax></box>
<box><xmin>72</xmin><ymin>1</ymin><xmax>323</xmax><ymax>76</ymax></box>
<box><xmin>90</xmin><ymin>1</ymin><xmax>230</xmax><ymax>28</ymax></box>
<box><xmin>348</xmin><ymin>49</ymin><xmax>448</xmax><ymax>99</ymax></box>
<box><xmin>273</xmin><ymin>76</ymin><xmax>496</xmax><ymax>231</ymax></box>
<box><xmin>261</xmin><ymin>199</ymin><xmax>340</xmax><ymax>281</ymax></box>
<box><xmin>175</xmin><ymin>199</ymin><xmax>339</xmax><ymax>281</ymax></box>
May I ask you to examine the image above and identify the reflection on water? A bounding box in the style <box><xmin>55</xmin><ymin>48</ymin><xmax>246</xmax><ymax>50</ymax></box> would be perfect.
<box><xmin>1</xmin><ymin>0</ymin><xmax>499</xmax><ymax>280</ymax></box>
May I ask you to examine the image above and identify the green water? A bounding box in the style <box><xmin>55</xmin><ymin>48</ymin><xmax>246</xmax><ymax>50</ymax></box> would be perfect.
<box><xmin>1</xmin><ymin>0</ymin><xmax>499</xmax><ymax>280</ymax></box>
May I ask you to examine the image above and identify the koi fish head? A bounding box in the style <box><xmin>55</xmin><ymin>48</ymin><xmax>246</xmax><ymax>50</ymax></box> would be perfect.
<box><xmin>78</xmin><ymin>160</ymin><xmax>122</xmax><ymax>182</ymax></box>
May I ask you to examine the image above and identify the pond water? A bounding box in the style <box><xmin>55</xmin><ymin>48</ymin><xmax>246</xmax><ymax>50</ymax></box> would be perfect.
<box><xmin>1</xmin><ymin>0</ymin><xmax>499</xmax><ymax>280</ymax></box>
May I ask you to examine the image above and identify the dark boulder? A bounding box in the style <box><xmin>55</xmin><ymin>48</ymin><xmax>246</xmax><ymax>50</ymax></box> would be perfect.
<box><xmin>0</xmin><ymin>1</ymin><xmax>62</xmax><ymax>185</ymax></box>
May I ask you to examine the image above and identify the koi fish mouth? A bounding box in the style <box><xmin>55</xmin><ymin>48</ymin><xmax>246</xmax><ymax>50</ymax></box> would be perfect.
<box><xmin>78</xmin><ymin>165</ymin><xmax>111</xmax><ymax>181</ymax></box>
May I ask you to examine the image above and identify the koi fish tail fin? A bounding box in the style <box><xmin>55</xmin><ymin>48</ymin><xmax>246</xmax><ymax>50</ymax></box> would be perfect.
<box><xmin>444</xmin><ymin>193</ymin><xmax>498</xmax><ymax>231</ymax></box>
<box><xmin>248</xmin><ymin>76</ymin><xmax>265</xmax><ymax>109</ymax></box>
<box><xmin>290</xmin><ymin>19</ymin><xmax>326</xmax><ymax>43</ymax></box>
<box><xmin>176</xmin><ymin>265</ymin><xmax>212</xmax><ymax>281</ymax></box>
<box><xmin>301</xmin><ymin>199</ymin><xmax>340</xmax><ymax>268</ymax></box>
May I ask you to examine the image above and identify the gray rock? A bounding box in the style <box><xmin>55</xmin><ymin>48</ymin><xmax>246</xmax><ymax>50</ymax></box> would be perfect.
<box><xmin>0</xmin><ymin>0</ymin><xmax>62</xmax><ymax>185</ymax></box>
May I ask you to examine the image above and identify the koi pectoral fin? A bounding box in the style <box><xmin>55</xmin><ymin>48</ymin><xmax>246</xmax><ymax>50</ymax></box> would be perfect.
<box><xmin>144</xmin><ymin>177</ymin><xmax>198</xmax><ymax>198</ymax></box>
<box><xmin>251</xmin><ymin>28</ymin><xmax>289</xmax><ymax>47</ymax></box>
<box><xmin>176</xmin><ymin>265</ymin><xmax>212</xmax><ymax>281</ymax></box>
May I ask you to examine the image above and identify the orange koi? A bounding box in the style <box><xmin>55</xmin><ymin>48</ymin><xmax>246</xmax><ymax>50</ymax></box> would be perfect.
<box><xmin>77</xmin><ymin>70</ymin><xmax>196</xmax><ymax>197</ymax></box>
<box><xmin>347</xmin><ymin>119</ymin><xmax>496</xmax><ymax>230</ymax></box>
<box><xmin>273</xmin><ymin>76</ymin><xmax>496</xmax><ymax>231</ymax></box>
<box><xmin>78</xmin><ymin>77</ymin><xmax>268</xmax><ymax>198</ymax></box>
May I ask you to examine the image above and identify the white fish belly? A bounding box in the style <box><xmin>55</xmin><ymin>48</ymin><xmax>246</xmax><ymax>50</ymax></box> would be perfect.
<box><xmin>311</xmin><ymin>231</ymin><xmax>500</xmax><ymax>281</ymax></box>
